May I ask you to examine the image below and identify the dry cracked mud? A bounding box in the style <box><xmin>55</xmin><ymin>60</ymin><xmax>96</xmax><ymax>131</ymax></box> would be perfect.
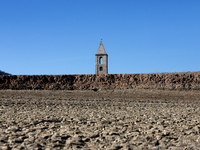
<box><xmin>0</xmin><ymin>89</ymin><xmax>200</xmax><ymax>149</ymax></box>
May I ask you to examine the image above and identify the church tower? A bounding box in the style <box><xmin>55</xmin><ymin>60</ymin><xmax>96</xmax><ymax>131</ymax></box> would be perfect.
<box><xmin>95</xmin><ymin>40</ymin><xmax>108</xmax><ymax>74</ymax></box>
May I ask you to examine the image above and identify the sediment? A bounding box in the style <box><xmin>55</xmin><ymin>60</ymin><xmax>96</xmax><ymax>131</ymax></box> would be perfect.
<box><xmin>0</xmin><ymin>90</ymin><xmax>200</xmax><ymax>149</ymax></box>
<box><xmin>0</xmin><ymin>72</ymin><xmax>200</xmax><ymax>90</ymax></box>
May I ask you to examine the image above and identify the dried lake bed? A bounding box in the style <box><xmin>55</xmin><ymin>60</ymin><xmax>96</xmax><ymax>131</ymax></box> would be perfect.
<box><xmin>0</xmin><ymin>89</ymin><xmax>200</xmax><ymax>149</ymax></box>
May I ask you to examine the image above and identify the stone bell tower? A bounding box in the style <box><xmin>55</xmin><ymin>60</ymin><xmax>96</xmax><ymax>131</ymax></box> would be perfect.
<box><xmin>95</xmin><ymin>40</ymin><xmax>108</xmax><ymax>74</ymax></box>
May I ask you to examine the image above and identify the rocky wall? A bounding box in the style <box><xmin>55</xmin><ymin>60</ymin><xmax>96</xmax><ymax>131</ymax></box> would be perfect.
<box><xmin>0</xmin><ymin>72</ymin><xmax>200</xmax><ymax>90</ymax></box>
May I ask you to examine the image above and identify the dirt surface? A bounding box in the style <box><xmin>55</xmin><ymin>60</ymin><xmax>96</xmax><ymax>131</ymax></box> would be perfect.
<box><xmin>1</xmin><ymin>72</ymin><xmax>200</xmax><ymax>90</ymax></box>
<box><xmin>0</xmin><ymin>89</ymin><xmax>200</xmax><ymax>149</ymax></box>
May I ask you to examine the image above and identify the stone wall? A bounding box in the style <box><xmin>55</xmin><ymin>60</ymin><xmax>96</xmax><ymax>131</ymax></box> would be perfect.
<box><xmin>0</xmin><ymin>72</ymin><xmax>200</xmax><ymax>90</ymax></box>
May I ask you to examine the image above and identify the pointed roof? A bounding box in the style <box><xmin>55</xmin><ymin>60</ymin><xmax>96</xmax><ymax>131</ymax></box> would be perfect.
<box><xmin>96</xmin><ymin>41</ymin><xmax>107</xmax><ymax>54</ymax></box>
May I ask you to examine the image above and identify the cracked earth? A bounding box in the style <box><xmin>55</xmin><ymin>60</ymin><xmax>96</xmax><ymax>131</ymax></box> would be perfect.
<box><xmin>0</xmin><ymin>89</ymin><xmax>200</xmax><ymax>149</ymax></box>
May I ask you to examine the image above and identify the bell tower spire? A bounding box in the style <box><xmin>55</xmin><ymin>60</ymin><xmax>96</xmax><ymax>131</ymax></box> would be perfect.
<box><xmin>95</xmin><ymin>40</ymin><xmax>108</xmax><ymax>74</ymax></box>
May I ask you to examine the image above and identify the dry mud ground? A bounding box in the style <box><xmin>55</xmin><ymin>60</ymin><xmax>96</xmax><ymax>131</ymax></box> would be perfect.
<box><xmin>0</xmin><ymin>90</ymin><xmax>200</xmax><ymax>150</ymax></box>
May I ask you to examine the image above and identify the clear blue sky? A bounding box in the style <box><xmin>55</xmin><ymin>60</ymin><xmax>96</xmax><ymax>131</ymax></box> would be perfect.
<box><xmin>0</xmin><ymin>0</ymin><xmax>200</xmax><ymax>75</ymax></box>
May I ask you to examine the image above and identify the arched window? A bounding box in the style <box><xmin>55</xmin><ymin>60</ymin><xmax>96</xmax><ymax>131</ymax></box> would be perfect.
<box><xmin>100</xmin><ymin>67</ymin><xmax>103</xmax><ymax>71</ymax></box>
<box><xmin>99</xmin><ymin>57</ymin><xmax>102</xmax><ymax>64</ymax></box>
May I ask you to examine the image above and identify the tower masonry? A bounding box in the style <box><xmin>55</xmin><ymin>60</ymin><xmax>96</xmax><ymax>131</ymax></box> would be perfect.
<box><xmin>95</xmin><ymin>41</ymin><xmax>108</xmax><ymax>74</ymax></box>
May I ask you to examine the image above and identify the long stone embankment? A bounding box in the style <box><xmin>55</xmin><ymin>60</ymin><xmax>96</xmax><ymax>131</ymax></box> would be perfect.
<box><xmin>0</xmin><ymin>72</ymin><xmax>200</xmax><ymax>90</ymax></box>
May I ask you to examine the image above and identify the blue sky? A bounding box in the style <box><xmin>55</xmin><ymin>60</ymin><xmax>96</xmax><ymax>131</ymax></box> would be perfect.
<box><xmin>0</xmin><ymin>0</ymin><xmax>200</xmax><ymax>75</ymax></box>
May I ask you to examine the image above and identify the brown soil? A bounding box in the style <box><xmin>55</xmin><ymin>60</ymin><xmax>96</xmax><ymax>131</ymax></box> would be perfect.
<box><xmin>0</xmin><ymin>89</ymin><xmax>200</xmax><ymax>149</ymax></box>
<box><xmin>0</xmin><ymin>72</ymin><xmax>200</xmax><ymax>90</ymax></box>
